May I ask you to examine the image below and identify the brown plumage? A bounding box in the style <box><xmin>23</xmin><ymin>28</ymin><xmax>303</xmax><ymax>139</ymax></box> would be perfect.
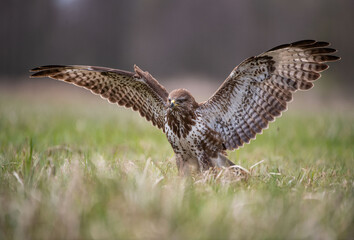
<box><xmin>30</xmin><ymin>40</ymin><xmax>340</xmax><ymax>176</ymax></box>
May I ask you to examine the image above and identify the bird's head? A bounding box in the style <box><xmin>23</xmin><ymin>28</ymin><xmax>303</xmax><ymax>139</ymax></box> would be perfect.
<box><xmin>167</xmin><ymin>89</ymin><xmax>198</xmax><ymax>111</ymax></box>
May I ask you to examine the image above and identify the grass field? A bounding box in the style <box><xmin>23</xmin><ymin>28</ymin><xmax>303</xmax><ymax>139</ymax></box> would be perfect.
<box><xmin>0</xmin><ymin>86</ymin><xmax>353</xmax><ymax>240</ymax></box>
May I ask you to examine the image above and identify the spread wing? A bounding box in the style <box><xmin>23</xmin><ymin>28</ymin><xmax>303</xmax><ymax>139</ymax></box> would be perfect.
<box><xmin>199</xmin><ymin>40</ymin><xmax>340</xmax><ymax>150</ymax></box>
<box><xmin>30</xmin><ymin>65</ymin><xmax>169</xmax><ymax>130</ymax></box>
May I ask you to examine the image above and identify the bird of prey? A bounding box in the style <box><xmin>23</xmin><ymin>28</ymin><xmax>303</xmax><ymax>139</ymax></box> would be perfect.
<box><xmin>31</xmin><ymin>40</ymin><xmax>339</xmax><ymax>175</ymax></box>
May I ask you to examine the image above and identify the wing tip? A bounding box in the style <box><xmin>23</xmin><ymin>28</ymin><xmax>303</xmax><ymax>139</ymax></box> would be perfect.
<box><xmin>291</xmin><ymin>39</ymin><xmax>316</xmax><ymax>47</ymax></box>
<box><xmin>30</xmin><ymin>71</ymin><xmax>49</xmax><ymax>78</ymax></box>
<box><xmin>327</xmin><ymin>55</ymin><xmax>341</xmax><ymax>61</ymax></box>
<box><xmin>30</xmin><ymin>65</ymin><xmax>68</xmax><ymax>72</ymax></box>
<box><xmin>266</xmin><ymin>40</ymin><xmax>337</xmax><ymax>53</ymax></box>
<box><xmin>266</xmin><ymin>40</ymin><xmax>317</xmax><ymax>52</ymax></box>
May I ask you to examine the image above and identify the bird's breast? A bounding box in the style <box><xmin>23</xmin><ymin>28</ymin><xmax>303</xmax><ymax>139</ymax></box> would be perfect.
<box><xmin>165</xmin><ymin>113</ymin><xmax>203</xmax><ymax>155</ymax></box>
<box><xmin>165</xmin><ymin>110</ymin><xmax>197</xmax><ymax>139</ymax></box>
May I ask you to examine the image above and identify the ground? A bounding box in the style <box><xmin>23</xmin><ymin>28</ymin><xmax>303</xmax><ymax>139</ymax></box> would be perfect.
<box><xmin>0</xmin><ymin>81</ymin><xmax>353</xmax><ymax>239</ymax></box>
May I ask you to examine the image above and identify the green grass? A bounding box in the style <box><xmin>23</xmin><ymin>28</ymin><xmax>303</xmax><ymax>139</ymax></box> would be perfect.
<box><xmin>0</xmin><ymin>93</ymin><xmax>353</xmax><ymax>240</ymax></box>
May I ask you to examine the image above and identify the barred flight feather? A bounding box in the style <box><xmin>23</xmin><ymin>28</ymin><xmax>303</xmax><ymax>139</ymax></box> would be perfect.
<box><xmin>200</xmin><ymin>40</ymin><xmax>340</xmax><ymax>150</ymax></box>
<box><xmin>31</xmin><ymin>65</ymin><xmax>168</xmax><ymax>130</ymax></box>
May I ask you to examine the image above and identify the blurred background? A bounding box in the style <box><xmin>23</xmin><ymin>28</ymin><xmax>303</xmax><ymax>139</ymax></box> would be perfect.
<box><xmin>0</xmin><ymin>0</ymin><xmax>353</xmax><ymax>106</ymax></box>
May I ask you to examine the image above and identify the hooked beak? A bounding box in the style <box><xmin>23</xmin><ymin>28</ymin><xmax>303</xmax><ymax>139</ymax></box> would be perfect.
<box><xmin>170</xmin><ymin>99</ymin><xmax>176</xmax><ymax>108</ymax></box>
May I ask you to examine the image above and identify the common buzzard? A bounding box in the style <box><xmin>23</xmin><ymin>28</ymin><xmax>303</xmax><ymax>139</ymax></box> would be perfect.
<box><xmin>30</xmin><ymin>40</ymin><xmax>339</xmax><ymax>175</ymax></box>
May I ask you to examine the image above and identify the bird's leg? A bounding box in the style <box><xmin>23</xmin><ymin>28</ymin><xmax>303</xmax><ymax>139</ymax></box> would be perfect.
<box><xmin>211</xmin><ymin>154</ymin><xmax>250</xmax><ymax>177</ymax></box>
<box><xmin>175</xmin><ymin>154</ymin><xmax>183</xmax><ymax>173</ymax></box>
<box><xmin>175</xmin><ymin>154</ymin><xmax>199</xmax><ymax>176</ymax></box>
<box><xmin>197</xmin><ymin>155</ymin><xmax>214</xmax><ymax>172</ymax></box>
<box><xmin>215</xmin><ymin>154</ymin><xmax>236</xmax><ymax>167</ymax></box>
